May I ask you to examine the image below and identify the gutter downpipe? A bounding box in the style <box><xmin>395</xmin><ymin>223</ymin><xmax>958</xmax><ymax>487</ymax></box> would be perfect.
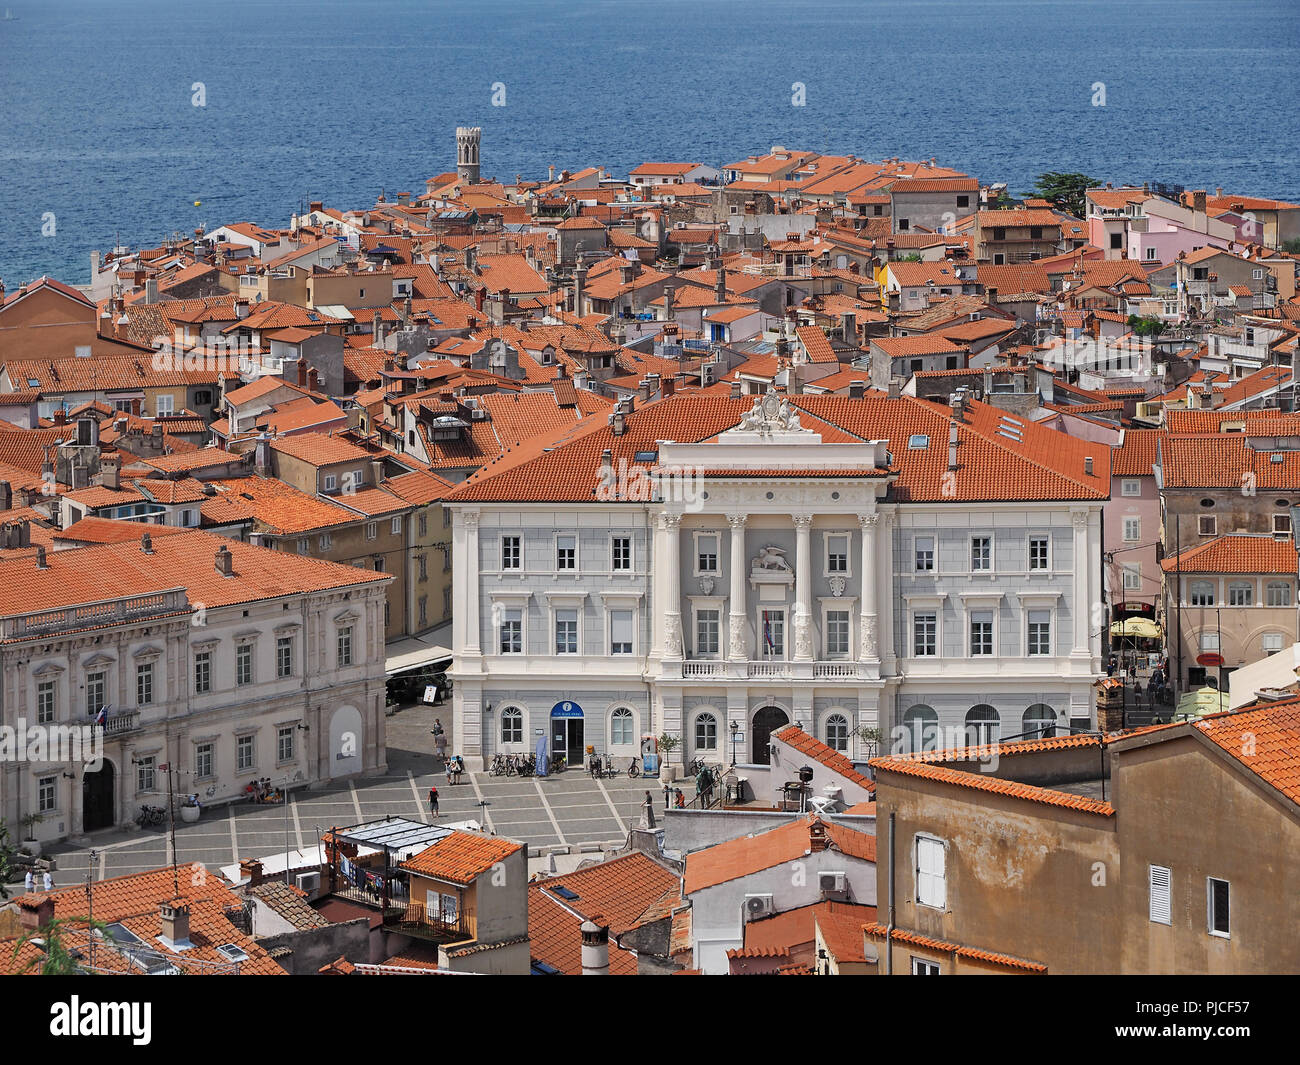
<box><xmin>886</xmin><ymin>810</ymin><xmax>896</xmax><ymax>975</ymax></box>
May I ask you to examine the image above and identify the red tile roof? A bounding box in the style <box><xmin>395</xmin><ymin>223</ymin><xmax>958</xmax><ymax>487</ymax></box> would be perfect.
<box><xmin>862</xmin><ymin>924</ymin><xmax>1047</xmax><ymax>972</ymax></box>
<box><xmin>868</xmin><ymin>756</ymin><xmax>1115</xmax><ymax>817</ymax></box>
<box><xmin>1160</xmin><ymin>534</ymin><xmax>1297</xmax><ymax>575</ymax></box>
<box><xmin>773</xmin><ymin>725</ymin><xmax>875</xmax><ymax>793</ymax></box>
<box><xmin>1111</xmin><ymin>429</ymin><xmax>1167</xmax><ymax>478</ymax></box>
<box><xmin>1193</xmin><ymin>698</ymin><xmax>1300</xmax><ymax>807</ymax></box>
<box><xmin>400</xmin><ymin>831</ymin><xmax>524</xmax><ymax>886</ymax></box>
<box><xmin>684</xmin><ymin>817</ymin><xmax>876</xmax><ymax>895</ymax></box>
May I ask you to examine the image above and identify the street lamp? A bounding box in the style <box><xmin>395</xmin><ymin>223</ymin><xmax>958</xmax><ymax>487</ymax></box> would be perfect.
<box><xmin>729</xmin><ymin>720</ymin><xmax>739</xmax><ymax>767</ymax></box>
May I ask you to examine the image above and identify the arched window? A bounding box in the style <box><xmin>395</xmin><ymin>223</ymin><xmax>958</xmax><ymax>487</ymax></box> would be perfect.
<box><xmin>611</xmin><ymin>707</ymin><xmax>634</xmax><ymax>746</ymax></box>
<box><xmin>694</xmin><ymin>712</ymin><xmax>718</xmax><ymax>752</ymax></box>
<box><xmin>1023</xmin><ymin>704</ymin><xmax>1056</xmax><ymax>740</ymax></box>
<box><xmin>825</xmin><ymin>713</ymin><xmax>849</xmax><ymax>752</ymax></box>
<box><xmin>1227</xmin><ymin>582</ymin><xmax>1253</xmax><ymax>606</ymax></box>
<box><xmin>1189</xmin><ymin>581</ymin><xmax>1215</xmax><ymax>606</ymax></box>
<box><xmin>965</xmin><ymin>704</ymin><xmax>1000</xmax><ymax>746</ymax></box>
<box><xmin>1266</xmin><ymin>581</ymin><xmax>1292</xmax><ymax>607</ymax></box>
<box><xmin>901</xmin><ymin>705</ymin><xmax>939</xmax><ymax>753</ymax></box>
<box><xmin>501</xmin><ymin>706</ymin><xmax>523</xmax><ymax>744</ymax></box>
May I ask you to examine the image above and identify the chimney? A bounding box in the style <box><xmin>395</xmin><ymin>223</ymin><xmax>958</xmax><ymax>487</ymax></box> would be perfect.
<box><xmin>215</xmin><ymin>545</ymin><xmax>234</xmax><ymax>577</ymax></box>
<box><xmin>101</xmin><ymin>453</ymin><xmax>120</xmax><ymax>490</ymax></box>
<box><xmin>309</xmin><ymin>201</ymin><xmax>323</xmax><ymax>213</ymax></box>
<box><xmin>1085</xmin><ymin>456</ymin><xmax>1094</xmax><ymax>476</ymax></box>
<box><xmin>0</xmin><ymin>481</ymin><xmax>9</xmax><ymax>512</ymax></box>
<box><xmin>53</xmin><ymin>408</ymin><xmax>67</xmax><ymax>427</ymax></box>
<box><xmin>371</xmin><ymin>460</ymin><xmax>385</xmax><ymax>485</ymax></box>
<box><xmin>715</xmin><ymin>266</ymin><xmax>726</xmax><ymax>305</ymax></box>
<box><xmin>730</xmin><ymin>380</ymin><xmax>742</xmax><ymax>399</ymax></box>
<box><xmin>239</xmin><ymin>858</ymin><xmax>264</xmax><ymax>887</ymax></box>
<box><xmin>131</xmin><ymin>398</ymin><xmax>142</xmax><ymax>416</ymax></box>
<box><xmin>599</xmin><ymin>448</ymin><xmax>613</xmax><ymax>480</ymax></box>
<box><xmin>35</xmin><ymin>545</ymin><xmax>47</xmax><ymax>570</ymax></box>
<box><xmin>18</xmin><ymin>895</ymin><xmax>55</xmax><ymax>932</ymax></box>
<box><xmin>465</xmin><ymin>246</ymin><xmax>477</xmax><ymax>273</ymax></box>
<box><xmin>372</xmin><ymin>311</ymin><xmax>383</xmax><ymax>343</ymax></box>
<box><xmin>611</xmin><ymin>408</ymin><xmax>626</xmax><ymax>436</ymax></box>
<box><xmin>948</xmin><ymin>421</ymin><xmax>960</xmax><ymax>471</ymax></box>
<box><xmin>809</xmin><ymin>819</ymin><xmax>830</xmax><ymax>853</ymax></box>
<box><xmin>236</xmin><ymin>298</ymin><xmax>249</xmax><ymax>319</ymax></box>
<box><xmin>848</xmin><ymin>380</ymin><xmax>866</xmax><ymax>399</ymax></box>
<box><xmin>841</xmin><ymin>312</ymin><xmax>856</xmax><ymax>343</ymax></box>
<box><xmin>664</xmin><ymin>285</ymin><xmax>675</xmax><ymax>320</ymax></box>
<box><xmin>307</xmin><ymin>367</ymin><xmax>320</xmax><ymax>393</ymax></box>
<box><xmin>297</xmin><ymin>358</ymin><xmax>308</xmax><ymax>387</ymax></box>
<box><xmin>580</xmin><ymin>920</ymin><xmax>610</xmax><ymax>976</ymax></box>
<box><xmin>663</xmin><ymin>377</ymin><xmax>676</xmax><ymax>398</ymax></box>
<box><xmin>160</xmin><ymin>900</ymin><xmax>191</xmax><ymax>947</ymax></box>
<box><xmin>887</xmin><ymin>379</ymin><xmax>901</xmax><ymax>400</ymax></box>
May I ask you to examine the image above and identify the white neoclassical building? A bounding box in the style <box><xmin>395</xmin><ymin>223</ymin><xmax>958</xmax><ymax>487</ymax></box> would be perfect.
<box><xmin>448</xmin><ymin>389</ymin><xmax>1107</xmax><ymax>771</ymax></box>
<box><xmin>0</xmin><ymin>526</ymin><xmax>391</xmax><ymax>845</ymax></box>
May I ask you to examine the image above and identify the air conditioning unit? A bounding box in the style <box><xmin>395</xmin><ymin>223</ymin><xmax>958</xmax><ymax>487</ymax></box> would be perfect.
<box><xmin>819</xmin><ymin>871</ymin><xmax>847</xmax><ymax>897</ymax></box>
<box><xmin>296</xmin><ymin>871</ymin><xmax>320</xmax><ymax>895</ymax></box>
<box><xmin>743</xmin><ymin>894</ymin><xmax>775</xmax><ymax>920</ymax></box>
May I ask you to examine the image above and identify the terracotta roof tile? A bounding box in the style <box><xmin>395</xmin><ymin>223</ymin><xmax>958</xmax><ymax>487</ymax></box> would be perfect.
<box><xmin>684</xmin><ymin>817</ymin><xmax>876</xmax><ymax>895</ymax></box>
<box><xmin>400</xmin><ymin>831</ymin><xmax>524</xmax><ymax>886</ymax></box>
<box><xmin>773</xmin><ymin>725</ymin><xmax>875</xmax><ymax>792</ymax></box>
<box><xmin>863</xmin><ymin>923</ymin><xmax>1047</xmax><ymax>972</ymax></box>
<box><xmin>1160</xmin><ymin>534</ymin><xmax>1297</xmax><ymax>575</ymax></box>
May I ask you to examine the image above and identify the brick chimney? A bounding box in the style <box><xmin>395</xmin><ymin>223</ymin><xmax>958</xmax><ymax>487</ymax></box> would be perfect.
<box><xmin>160</xmin><ymin>900</ymin><xmax>191</xmax><ymax>947</ymax></box>
<box><xmin>215</xmin><ymin>545</ymin><xmax>234</xmax><ymax>577</ymax></box>
<box><xmin>809</xmin><ymin>818</ymin><xmax>830</xmax><ymax>852</ymax></box>
<box><xmin>0</xmin><ymin>481</ymin><xmax>10</xmax><ymax>512</ymax></box>
<box><xmin>239</xmin><ymin>858</ymin><xmax>264</xmax><ymax>887</ymax></box>
<box><xmin>100</xmin><ymin>452</ymin><xmax>120</xmax><ymax>490</ymax></box>
<box><xmin>140</xmin><ymin>532</ymin><xmax>153</xmax><ymax>555</ymax></box>
<box><xmin>18</xmin><ymin>894</ymin><xmax>54</xmax><ymax>931</ymax></box>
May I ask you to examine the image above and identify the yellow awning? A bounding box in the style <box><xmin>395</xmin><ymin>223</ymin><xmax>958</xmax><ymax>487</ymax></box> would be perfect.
<box><xmin>1110</xmin><ymin>618</ymin><xmax>1162</xmax><ymax>638</ymax></box>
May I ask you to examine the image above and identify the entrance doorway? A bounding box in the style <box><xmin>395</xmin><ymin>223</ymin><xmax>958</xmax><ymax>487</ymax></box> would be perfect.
<box><xmin>82</xmin><ymin>761</ymin><xmax>116</xmax><ymax>831</ymax></box>
<box><xmin>550</xmin><ymin>702</ymin><xmax>585</xmax><ymax>767</ymax></box>
<box><xmin>752</xmin><ymin>706</ymin><xmax>789</xmax><ymax>765</ymax></box>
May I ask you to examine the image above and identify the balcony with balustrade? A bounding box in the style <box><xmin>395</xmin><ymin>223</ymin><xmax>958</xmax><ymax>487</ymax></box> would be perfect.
<box><xmin>1</xmin><ymin>589</ymin><xmax>191</xmax><ymax>640</ymax></box>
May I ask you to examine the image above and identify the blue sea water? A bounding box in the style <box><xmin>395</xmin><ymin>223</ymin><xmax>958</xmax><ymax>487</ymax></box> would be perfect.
<box><xmin>0</xmin><ymin>0</ymin><xmax>1297</xmax><ymax>286</ymax></box>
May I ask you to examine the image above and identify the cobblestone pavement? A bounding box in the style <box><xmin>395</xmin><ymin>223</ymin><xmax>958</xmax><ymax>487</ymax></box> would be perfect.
<box><xmin>20</xmin><ymin>702</ymin><xmax>662</xmax><ymax>890</ymax></box>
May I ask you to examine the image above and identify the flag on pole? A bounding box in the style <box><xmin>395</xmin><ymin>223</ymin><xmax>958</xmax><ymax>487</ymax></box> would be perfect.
<box><xmin>94</xmin><ymin>705</ymin><xmax>109</xmax><ymax>727</ymax></box>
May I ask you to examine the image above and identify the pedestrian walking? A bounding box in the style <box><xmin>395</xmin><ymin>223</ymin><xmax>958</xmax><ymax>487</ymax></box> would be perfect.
<box><xmin>42</xmin><ymin>871</ymin><xmax>53</xmax><ymax>892</ymax></box>
<box><xmin>428</xmin><ymin>784</ymin><xmax>439</xmax><ymax>817</ymax></box>
<box><xmin>24</xmin><ymin>871</ymin><xmax>34</xmax><ymax>893</ymax></box>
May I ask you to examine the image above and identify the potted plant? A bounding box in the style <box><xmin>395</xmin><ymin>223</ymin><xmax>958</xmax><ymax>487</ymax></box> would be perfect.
<box><xmin>179</xmin><ymin>794</ymin><xmax>201</xmax><ymax>823</ymax></box>
<box><xmin>19</xmin><ymin>813</ymin><xmax>43</xmax><ymax>857</ymax></box>
<box><xmin>656</xmin><ymin>732</ymin><xmax>681</xmax><ymax>784</ymax></box>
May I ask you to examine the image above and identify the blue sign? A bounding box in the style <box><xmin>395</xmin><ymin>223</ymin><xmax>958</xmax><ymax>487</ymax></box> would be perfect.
<box><xmin>550</xmin><ymin>701</ymin><xmax>584</xmax><ymax>719</ymax></box>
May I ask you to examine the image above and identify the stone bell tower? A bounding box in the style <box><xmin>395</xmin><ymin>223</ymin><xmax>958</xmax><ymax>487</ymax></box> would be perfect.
<box><xmin>456</xmin><ymin>126</ymin><xmax>481</xmax><ymax>185</ymax></box>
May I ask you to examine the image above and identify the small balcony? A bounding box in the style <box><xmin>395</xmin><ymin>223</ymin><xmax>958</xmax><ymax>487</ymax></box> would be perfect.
<box><xmin>383</xmin><ymin>900</ymin><xmax>474</xmax><ymax>944</ymax></box>
<box><xmin>676</xmin><ymin>659</ymin><xmax>871</xmax><ymax>681</ymax></box>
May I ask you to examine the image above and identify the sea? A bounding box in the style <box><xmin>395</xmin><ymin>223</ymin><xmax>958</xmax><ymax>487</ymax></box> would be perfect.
<box><xmin>1</xmin><ymin>0</ymin><xmax>1298</xmax><ymax>287</ymax></box>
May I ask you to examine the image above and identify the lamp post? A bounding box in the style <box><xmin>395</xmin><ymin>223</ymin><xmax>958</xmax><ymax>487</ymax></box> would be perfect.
<box><xmin>729</xmin><ymin>720</ymin><xmax>739</xmax><ymax>768</ymax></box>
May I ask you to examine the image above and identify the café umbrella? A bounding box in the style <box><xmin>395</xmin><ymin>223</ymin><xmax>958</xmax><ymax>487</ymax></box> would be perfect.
<box><xmin>1109</xmin><ymin>618</ymin><xmax>1162</xmax><ymax>639</ymax></box>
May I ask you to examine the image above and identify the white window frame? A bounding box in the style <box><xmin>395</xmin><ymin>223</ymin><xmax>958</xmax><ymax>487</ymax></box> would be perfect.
<box><xmin>1189</xmin><ymin>580</ymin><xmax>1215</xmax><ymax>606</ymax></box>
<box><xmin>1200</xmin><ymin>632</ymin><xmax>1220</xmax><ymax>652</ymax></box>
<box><xmin>501</xmin><ymin>535</ymin><xmax>522</xmax><ymax>571</ymax></box>
<box><xmin>555</xmin><ymin>533</ymin><xmax>578</xmax><ymax>573</ymax></box>
<box><xmin>693</xmin><ymin>531</ymin><xmax>720</xmax><ymax>575</ymax></box>
<box><xmin>610</xmin><ymin>707</ymin><xmax>635</xmax><ymax>747</ymax></box>
<box><xmin>553</xmin><ymin>607</ymin><xmax>580</xmax><ymax>655</ymax></box>
<box><xmin>693</xmin><ymin>710</ymin><xmax>719</xmax><ymax>754</ymax></box>
<box><xmin>1227</xmin><ymin>581</ymin><xmax>1253</xmax><ymax>607</ymax></box>
<box><xmin>1263</xmin><ymin>632</ymin><xmax>1285</xmax><ymax>654</ymax></box>
<box><xmin>1121</xmin><ymin>479</ymin><xmax>1141</xmax><ymax>497</ymax></box>
<box><xmin>823</xmin><ymin>606</ymin><xmax>852</xmax><ymax>659</ymax></box>
<box><xmin>323</xmin><ymin>473</ymin><xmax>337</xmax><ymax>492</ymax></box>
<box><xmin>1028</xmin><ymin>535</ymin><xmax>1050</xmax><ymax>571</ymax></box>
<box><xmin>824</xmin><ymin>532</ymin><xmax>851</xmax><ymax>578</ymax></box>
<box><xmin>915</xmin><ymin>835</ymin><xmax>946</xmax><ymax>910</ymax></box>
<box><xmin>365</xmin><ymin>521</ymin><xmax>378</xmax><ymax>541</ymax></box>
<box><xmin>911</xmin><ymin>957</ymin><xmax>941</xmax><ymax>976</ymax></box>
<box><xmin>1266</xmin><ymin>581</ymin><xmax>1292</xmax><ymax>607</ymax></box>
<box><xmin>609</xmin><ymin>608</ymin><xmax>635</xmax><ymax>656</ymax></box>
<box><xmin>499</xmin><ymin>607</ymin><xmax>524</xmax><ymax>655</ymax></box>
<box><xmin>968</xmin><ymin>609</ymin><xmax>995</xmax><ymax>656</ymax></box>
<box><xmin>758</xmin><ymin>606</ymin><xmax>787</xmax><ymax>660</ymax></box>
<box><xmin>693</xmin><ymin>604</ymin><xmax>721</xmax><ymax>658</ymax></box>
<box><xmin>970</xmin><ymin>535</ymin><xmax>992</xmax><ymax>573</ymax></box>
<box><xmin>611</xmin><ymin>535</ymin><xmax>633</xmax><ymax>572</ymax></box>
<box><xmin>1122</xmin><ymin>517</ymin><xmax>1141</xmax><ymax>542</ymax></box>
<box><xmin>501</xmin><ymin>706</ymin><xmax>525</xmax><ymax>746</ymax></box>
<box><xmin>1026</xmin><ymin>609</ymin><xmax>1052</xmax><ymax>657</ymax></box>
<box><xmin>914</xmin><ymin>536</ymin><xmax>935</xmax><ymax>573</ymax></box>
<box><xmin>1198</xmin><ymin>515</ymin><xmax>1217</xmax><ymax>537</ymax></box>
<box><xmin>391</xmin><ymin>516</ymin><xmax>403</xmax><ymax>535</ymax></box>
<box><xmin>236</xmin><ymin>734</ymin><xmax>255</xmax><ymax>773</ymax></box>
<box><xmin>912</xmin><ymin>610</ymin><xmax>938</xmax><ymax>657</ymax></box>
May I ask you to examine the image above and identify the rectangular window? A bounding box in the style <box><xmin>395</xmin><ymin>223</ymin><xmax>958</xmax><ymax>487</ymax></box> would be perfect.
<box><xmin>392</xmin><ymin>516</ymin><xmax>402</xmax><ymax>535</ymax></box>
<box><xmin>337</xmin><ymin>626</ymin><xmax>353</xmax><ymax>667</ymax></box>
<box><xmin>1123</xmin><ymin>517</ymin><xmax>1141</xmax><ymax>542</ymax></box>
<box><xmin>913</xmin><ymin>612</ymin><xmax>937</xmax><ymax>656</ymax></box>
<box><xmin>296</xmin><ymin>537</ymin><xmax>309</xmax><ymax>555</ymax></box>
<box><xmin>555</xmin><ymin>610</ymin><xmax>578</xmax><ymax>654</ymax></box>
<box><xmin>319</xmin><ymin>533</ymin><xmax>332</xmax><ymax>551</ymax></box>
<box><xmin>501</xmin><ymin>535</ymin><xmax>521</xmax><ymax>570</ymax></box>
<box><xmin>237</xmin><ymin>734</ymin><xmax>255</xmax><ymax>772</ymax></box>
<box><xmin>916</xmin><ymin>836</ymin><xmax>946</xmax><ymax>909</ymax></box>
<box><xmin>1027</xmin><ymin>610</ymin><xmax>1051</xmax><ymax>656</ymax></box>
<box><xmin>556</xmin><ymin>535</ymin><xmax>576</xmax><ymax>570</ymax></box>
<box><xmin>1121</xmin><ymin>479</ymin><xmax>1141</xmax><ymax>497</ymax></box>
<box><xmin>1207</xmin><ymin>878</ymin><xmax>1230</xmax><ymax>938</ymax></box>
<box><xmin>137</xmin><ymin>756</ymin><xmax>156</xmax><ymax>793</ymax></box>
<box><xmin>418</xmin><ymin>512</ymin><xmax>428</xmax><ymax>537</ymax></box>
<box><xmin>915</xmin><ymin>536</ymin><xmax>934</xmax><ymax>572</ymax></box>
<box><xmin>195</xmin><ymin>743</ymin><xmax>214</xmax><ymax>780</ymax></box>
<box><xmin>1201</xmin><ymin>632</ymin><xmax>1220</xmax><ymax>652</ymax></box>
<box><xmin>911</xmin><ymin>957</ymin><xmax>941</xmax><ymax>976</ymax></box>
<box><xmin>696</xmin><ymin>533</ymin><xmax>718</xmax><ymax>573</ymax></box>
<box><xmin>1274</xmin><ymin>513</ymin><xmax>1292</xmax><ymax>536</ymax></box>
<box><xmin>278</xmin><ymin>727</ymin><xmax>294</xmax><ymax>763</ymax></box>
<box><xmin>86</xmin><ymin>671</ymin><xmax>106</xmax><ymax>717</ymax></box>
<box><xmin>696</xmin><ymin>609</ymin><xmax>720</xmax><ymax>656</ymax></box>
<box><xmin>323</xmin><ymin>473</ymin><xmax>337</xmax><ymax>492</ymax></box>
<box><xmin>38</xmin><ymin>776</ymin><xmax>57</xmax><ymax>813</ymax></box>
<box><xmin>1149</xmin><ymin>865</ymin><xmax>1172</xmax><ymax>925</ymax></box>
<box><xmin>136</xmin><ymin>663</ymin><xmax>154</xmax><ymax>706</ymax></box>
<box><xmin>970</xmin><ymin>536</ymin><xmax>991</xmax><ymax>572</ymax></box>
<box><xmin>970</xmin><ymin>611</ymin><xmax>994</xmax><ymax>656</ymax></box>
<box><xmin>194</xmin><ymin>651</ymin><xmax>212</xmax><ymax>694</ymax></box>
<box><xmin>825</xmin><ymin>610</ymin><xmax>850</xmax><ymax>657</ymax></box>
<box><xmin>826</xmin><ymin>534</ymin><xmax>849</xmax><ymax>575</ymax></box>
<box><xmin>236</xmin><ymin>644</ymin><xmax>253</xmax><ymax>686</ymax></box>
<box><xmin>366</xmin><ymin>522</ymin><xmax>378</xmax><ymax>541</ymax></box>
<box><xmin>500</xmin><ymin>608</ymin><xmax>523</xmax><ymax>654</ymax></box>
<box><xmin>1123</xmin><ymin>563</ymin><xmax>1141</xmax><ymax>591</ymax></box>
<box><xmin>611</xmin><ymin>536</ymin><xmax>632</xmax><ymax>571</ymax></box>
<box><xmin>761</xmin><ymin>610</ymin><xmax>785</xmax><ymax>657</ymax></box>
<box><xmin>610</xmin><ymin>609</ymin><xmax>634</xmax><ymax>655</ymax></box>
<box><xmin>418</xmin><ymin>553</ymin><xmax>427</xmax><ymax>581</ymax></box>
<box><xmin>37</xmin><ymin>680</ymin><xmax>56</xmax><ymax>724</ymax></box>
<box><xmin>277</xmin><ymin>636</ymin><xmax>293</xmax><ymax>678</ymax></box>
<box><xmin>1028</xmin><ymin>536</ymin><xmax>1049</xmax><ymax>571</ymax></box>
<box><xmin>1198</xmin><ymin>515</ymin><xmax>1217</xmax><ymax>537</ymax></box>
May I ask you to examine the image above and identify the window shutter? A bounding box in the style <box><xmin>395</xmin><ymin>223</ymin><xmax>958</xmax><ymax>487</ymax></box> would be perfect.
<box><xmin>917</xmin><ymin>837</ymin><xmax>946</xmax><ymax>909</ymax></box>
<box><xmin>1149</xmin><ymin>865</ymin><xmax>1171</xmax><ymax>924</ymax></box>
<box><xmin>611</xmin><ymin>611</ymin><xmax>633</xmax><ymax>644</ymax></box>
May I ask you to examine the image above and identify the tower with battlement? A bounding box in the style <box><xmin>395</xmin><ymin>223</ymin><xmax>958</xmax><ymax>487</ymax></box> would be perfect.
<box><xmin>456</xmin><ymin>127</ymin><xmax>481</xmax><ymax>185</ymax></box>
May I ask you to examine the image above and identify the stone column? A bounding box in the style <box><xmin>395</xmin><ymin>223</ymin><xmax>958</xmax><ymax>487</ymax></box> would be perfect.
<box><xmin>859</xmin><ymin>513</ymin><xmax>879</xmax><ymax>660</ymax></box>
<box><xmin>1072</xmin><ymin>509</ymin><xmax>1090</xmax><ymax>655</ymax></box>
<box><xmin>462</xmin><ymin>510</ymin><xmax>481</xmax><ymax>654</ymax></box>
<box><xmin>793</xmin><ymin>515</ymin><xmax>813</xmax><ymax>660</ymax></box>
<box><xmin>728</xmin><ymin>514</ymin><xmax>748</xmax><ymax>661</ymax></box>
<box><xmin>662</xmin><ymin>513</ymin><xmax>683</xmax><ymax>658</ymax></box>
<box><xmin>878</xmin><ymin>510</ymin><xmax>897</xmax><ymax>672</ymax></box>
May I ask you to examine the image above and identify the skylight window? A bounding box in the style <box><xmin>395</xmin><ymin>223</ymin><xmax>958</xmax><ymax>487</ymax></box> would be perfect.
<box><xmin>551</xmin><ymin>885</ymin><xmax>580</xmax><ymax>901</ymax></box>
<box><xmin>634</xmin><ymin>450</ymin><xmax>658</xmax><ymax>463</ymax></box>
<box><xmin>908</xmin><ymin>434</ymin><xmax>930</xmax><ymax>449</ymax></box>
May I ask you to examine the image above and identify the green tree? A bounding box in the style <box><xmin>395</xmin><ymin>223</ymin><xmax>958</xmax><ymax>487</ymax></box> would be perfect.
<box><xmin>1126</xmin><ymin>314</ymin><xmax>1167</xmax><ymax>338</ymax></box>
<box><xmin>1025</xmin><ymin>172</ymin><xmax>1103</xmax><ymax>218</ymax></box>
<box><xmin>13</xmin><ymin>916</ymin><xmax>107</xmax><ymax>975</ymax></box>
<box><xmin>0</xmin><ymin>823</ymin><xmax>19</xmax><ymax>900</ymax></box>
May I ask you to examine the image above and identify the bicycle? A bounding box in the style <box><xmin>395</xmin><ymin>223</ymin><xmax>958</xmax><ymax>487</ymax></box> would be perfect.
<box><xmin>627</xmin><ymin>758</ymin><xmax>640</xmax><ymax>778</ymax></box>
<box><xmin>135</xmin><ymin>804</ymin><xmax>165</xmax><ymax>828</ymax></box>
